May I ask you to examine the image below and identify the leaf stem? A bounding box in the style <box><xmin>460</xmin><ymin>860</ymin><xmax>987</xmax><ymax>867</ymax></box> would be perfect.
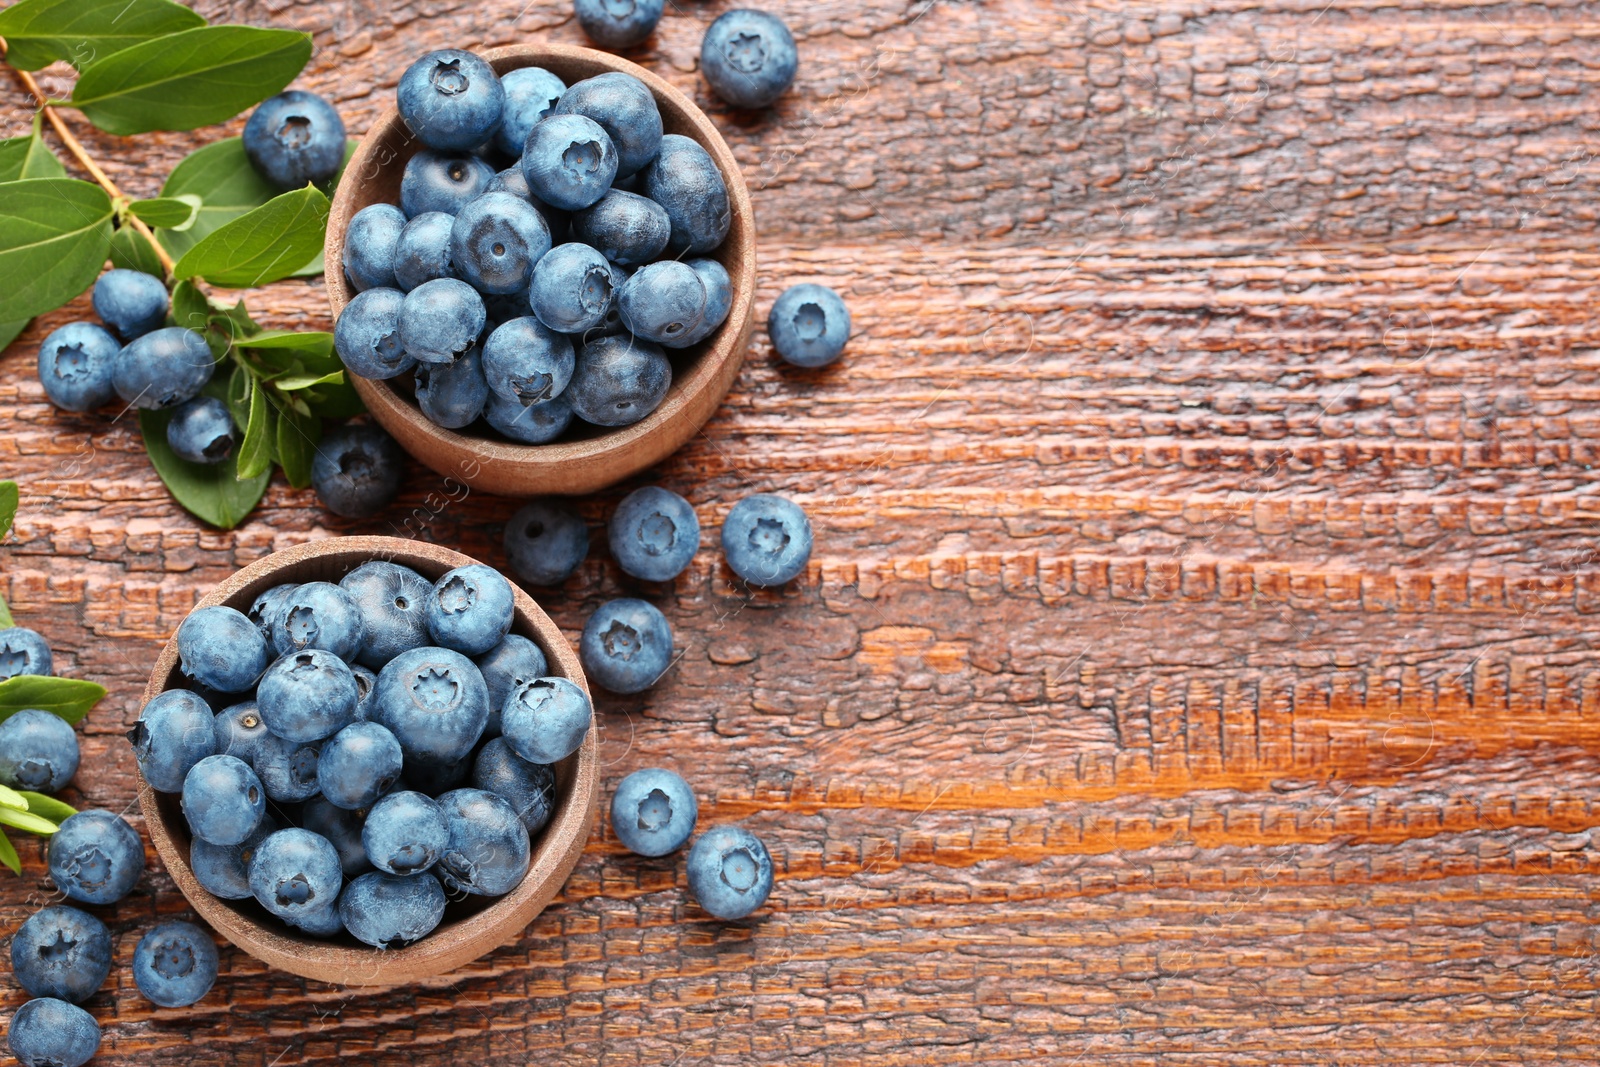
<box><xmin>0</xmin><ymin>38</ymin><xmax>176</xmax><ymax>276</ymax></box>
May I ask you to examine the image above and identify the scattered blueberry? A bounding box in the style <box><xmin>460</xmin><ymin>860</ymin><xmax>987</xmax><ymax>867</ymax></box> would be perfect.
<box><xmin>610</xmin><ymin>767</ymin><xmax>696</xmax><ymax>856</ymax></box>
<box><xmin>251</xmin><ymin>733</ymin><xmax>323</xmax><ymax>803</ymax></box>
<box><xmin>0</xmin><ymin>627</ymin><xmax>51</xmax><ymax>680</ymax></box>
<box><xmin>662</xmin><ymin>258</ymin><xmax>733</xmax><ymax>349</ymax></box>
<box><xmin>312</xmin><ymin>423</ymin><xmax>405</xmax><ymax>519</ymax></box>
<box><xmin>37</xmin><ymin>322</ymin><xmax>119</xmax><ymax>412</ymax></box>
<box><xmin>272</xmin><ymin>581</ymin><xmax>365</xmax><ymax>660</ymax></box>
<box><xmin>392</xmin><ymin>211</ymin><xmax>457</xmax><ymax>291</ymax></box>
<box><xmin>258</xmin><ymin>649</ymin><xmax>360</xmax><ymax>742</ymax></box>
<box><xmin>300</xmin><ymin>796</ymin><xmax>370</xmax><ymax>877</ymax></box>
<box><xmin>685</xmin><ymin>823</ymin><xmax>774</xmax><ymax>919</ymax></box>
<box><xmin>248</xmin><ymin>826</ymin><xmax>344</xmax><ymax>923</ymax></box>
<box><xmin>212</xmin><ymin>701</ymin><xmax>271</xmax><ymax>765</ymax></box>
<box><xmin>503</xmin><ymin>499</ymin><xmax>589</xmax><ymax>586</ymax></box>
<box><xmin>190</xmin><ymin>816</ymin><xmax>274</xmax><ymax>899</ymax></box>
<box><xmin>641</xmin><ymin>133</ymin><xmax>730</xmax><ymax>254</ymax></box>
<box><xmin>178</xmin><ymin>604</ymin><xmax>269</xmax><ymax>692</ymax></box>
<box><xmin>496</xmin><ymin>66</ymin><xmax>567</xmax><ymax>157</ymax></box>
<box><xmin>501</xmin><ymin>675</ymin><xmax>592</xmax><ymax>764</ymax></box>
<box><xmin>182</xmin><ymin>753</ymin><xmax>266</xmax><ymax>846</ymax></box>
<box><xmin>415</xmin><ymin>344</ymin><xmax>490</xmax><ymax>429</ymax></box>
<box><xmin>343</xmin><ymin>203</ymin><xmax>407</xmax><ymax>291</ymax></box>
<box><xmin>7</xmin><ymin>997</ymin><xmax>99</xmax><ymax>1067</ymax></box>
<box><xmin>609</xmin><ymin>485</ymin><xmax>699</xmax><ymax>582</ymax></box>
<box><xmin>47</xmin><ymin>809</ymin><xmax>144</xmax><ymax>905</ymax></box>
<box><xmin>399</xmin><ymin>149</ymin><xmax>495</xmax><ymax>217</ymax></box>
<box><xmin>618</xmin><ymin>260</ymin><xmax>706</xmax><ymax>344</ymax></box>
<box><xmin>721</xmin><ymin>493</ymin><xmax>813</xmax><ymax>586</ymax></box>
<box><xmin>398</xmin><ymin>50</ymin><xmax>505</xmax><ymax>153</ymax></box>
<box><xmin>575</xmin><ymin>0</ymin><xmax>664</xmax><ymax>48</ymax></box>
<box><xmin>361</xmin><ymin>790</ymin><xmax>448</xmax><ymax>875</ymax></box>
<box><xmin>166</xmin><ymin>395</ymin><xmax>235</xmax><ymax>464</ymax></box>
<box><xmin>701</xmin><ymin>9</ymin><xmax>798</xmax><ymax>109</ymax></box>
<box><xmin>435</xmin><ymin>788</ymin><xmax>531</xmax><ymax>896</ymax></box>
<box><xmin>335</xmin><ymin>287</ymin><xmax>417</xmax><ymax>381</ymax></box>
<box><xmin>317</xmin><ymin>720</ymin><xmax>404</xmax><ymax>809</ymax></box>
<box><xmin>9</xmin><ymin>906</ymin><xmax>111</xmax><ymax>1003</ymax></box>
<box><xmin>554</xmin><ymin>72</ymin><xmax>663</xmax><ymax>178</ymax></box>
<box><xmin>129</xmin><ymin>688</ymin><xmax>216</xmax><ymax>792</ymax></box>
<box><xmin>451</xmin><ymin>190</ymin><xmax>552</xmax><ymax>295</ymax></box>
<box><xmin>243</xmin><ymin>90</ymin><xmax>347</xmax><ymax>190</ymax></box>
<box><xmin>92</xmin><ymin>268</ymin><xmax>168</xmax><ymax>341</ymax></box>
<box><xmin>529</xmin><ymin>242</ymin><xmax>614</xmax><ymax>334</ymax></box>
<box><xmin>768</xmin><ymin>283</ymin><xmax>849</xmax><ymax>367</ymax></box>
<box><xmin>471</xmin><ymin>737</ymin><xmax>556</xmax><ymax>834</ymax></box>
<box><xmin>339</xmin><ymin>561</ymin><xmax>433</xmax><ymax>669</ymax></box>
<box><xmin>0</xmin><ymin>708</ymin><xmax>79</xmax><ymax>793</ymax></box>
<box><xmin>580</xmin><ymin>598</ymin><xmax>673</xmax><ymax>693</ymax></box>
<box><xmin>566</xmin><ymin>335</ymin><xmax>671</xmax><ymax>427</ymax></box>
<box><xmin>475</xmin><ymin>633</ymin><xmax>549</xmax><ymax>735</ymax></box>
<box><xmin>521</xmin><ymin>113</ymin><xmax>619</xmax><ymax>211</ymax></box>
<box><xmin>112</xmin><ymin>326</ymin><xmax>214</xmax><ymax>409</ymax></box>
<box><xmin>570</xmin><ymin>188</ymin><xmax>670</xmax><ymax>265</ymax></box>
<box><xmin>426</xmin><ymin>564</ymin><xmax>516</xmax><ymax>656</ymax></box>
<box><xmin>132</xmin><ymin>921</ymin><xmax>218</xmax><ymax>1008</ymax></box>
<box><xmin>371</xmin><ymin>646</ymin><xmax>491</xmax><ymax>764</ymax></box>
<box><xmin>340</xmin><ymin>870</ymin><xmax>448</xmax><ymax>948</ymax></box>
<box><xmin>483</xmin><ymin>390</ymin><xmax>573</xmax><ymax>443</ymax></box>
<box><xmin>482</xmin><ymin>317</ymin><xmax>574</xmax><ymax>405</ymax></box>
<box><xmin>399</xmin><ymin>277</ymin><xmax>486</xmax><ymax>364</ymax></box>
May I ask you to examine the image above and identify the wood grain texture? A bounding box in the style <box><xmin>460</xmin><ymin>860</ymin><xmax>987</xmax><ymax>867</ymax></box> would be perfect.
<box><xmin>3</xmin><ymin>0</ymin><xmax>1600</xmax><ymax>1063</ymax></box>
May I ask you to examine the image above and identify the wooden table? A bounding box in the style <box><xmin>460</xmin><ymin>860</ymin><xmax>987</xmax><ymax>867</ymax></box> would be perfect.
<box><xmin>4</xmin><ymin>1</ymin><xmax>1598</xmax><ymax>1063</ymax></box>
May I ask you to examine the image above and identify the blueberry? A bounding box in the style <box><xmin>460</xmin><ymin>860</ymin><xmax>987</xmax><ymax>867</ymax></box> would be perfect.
<box><xmin>129</xmin><ymin>689</ymin><xmax>216</xmax><ymax>792</ymax></box>
<box><xmin>503</xmin><ymin>499</ymin><xmax>589</xmax><ymax>586</ymax></box>
<box><xmin>721</xmin><ymin>493</ymin><xmax>812</xmax><ymax>586</ymax></box>
<box><xmin>662</xmin><ymin>258</ymin><xmax>733</xmax><ymax>349</ymax></box>
<box><xmin>520</xmin><ymin>113</ymin><xmax>618</xmax><ymax>211</ymax></box>
<box><xmin>112</xmin><ymin>326</ymin><xmax>214</xmax><ymax>409</ymax></box>
<box><xmin>392</xmin><ymin>211</ymin><xmax>457</xmax><ymax>291</ymax></box>
<box><xmin>701</xmin><ymin>9</ymin><xmax>798</xmax><ymax>109</ymax></box>
<box><xmin>7</xmin><ymin>998</ymin><xmax>99</xmax><ymax>1067</ymax></box>
<box><xmin>398</xmin><ymin>50</ymin><xmax>505</xmax><ymax>153</ymax></box>
<box><xmin>312</xmin><ymin>423</ymin><xmax>405</xmax><ymax>519</ymax></box>
<box><xmin>343</xmin><ymin>203</ymin><xmax>407</xmax><ymax>291</ymax></box>
<box><xmin>212</xmin><ymin>701</ymin><xmax>271</xmax><ymax>765</ymax></box>
<box><xmin>608</xmin><ymin>485</ymin><xmax>698</xmax><ymax>582</ymax></box>
<box><xmin>434</xmin><ymin>788</ymin><xmax>530</xmax><ymax>896</ymax></box>
<box><xmin>335</xmin><ymin>287</ymin><xmax>416</xmax><ymax>381</ymax></box>
<box><xmin>181</xmin><ymin>753</ymin><xmax>265</xmax><ymax>846</ymax></box>
<box><xmin>47</xmin><ymin>809</ymin><xmax>144</xmax><ymax>905</ymax></box>
<box><xmin>337</xmin><ymin>870</ymin><xmax>446</xmax><ymax>948</ymax></box>
<box><xmin>272</xmin><ymin>581</ymin><xmax>365</xmax><ymax>660</ymax></box>
<box><xmin>529</xmin><ymin>242</ymin><xmax>613</xmax><ymax>334</ymax></box>
<box><xmin>475</xmin><ymin>633</ymin><xmax>550</xmax><ymax>736</ymax></box>
<box><xmin>685</xmin><ymin>823</ymin><xmax>773</xmax><ymax>919</ymax></box>
<box><xmin>351</xmin><ymin>663</ymin><xmax>377</xmax><ymax>719</ymax></box>
<box><xmin>617</xmin><ymin>261</ymin><xmax>707</xmax><ymax>344</ymax></box>
<box><xmin>317</xmin><ymin>720</ymin><xmax>403</xmax><ymax>810</ymax></box>
<box><xmin>579</xmin><ymin>598</ymin><xmax>672</xmax><ymax>693</ymax></box>
<box><xmin>415</xmin><ymin>344</ymin><xmax>489</xmax><ymax>429</ymax></box>
<box><xmin>482</xmin><ymin>317</ymin><xmax>575</xmax><ymax>405</ymax></box>
<box><xmin>399</xmin><ymin>277</ymin><xmax>486</xmax><ymax>364</ymax></box>
<box><xmin>37</xmin><ymin>321</ymin><xmax>119</xmax><ymax>411</ymax></box>
<box><xmin>249</xmin><ymin>826</ymin><xmax>344</xmax><ymax>922</ymax></box>
<box><xmin>243</xmin><ymin>90</ymin><xmax>347</xmax><ymax>190</ymax></box>
<box><xmin>502</xmin><ymin>675</ymin><xmax>591</xmax><ymax>763</ymax></box>
<box><xmin>471</xmin><ymin>737</ymin><xmax>556</xmax><ymax>834</ymax></box>
<box><xmin>484</xmin><ymin>390</ymin><xmax>573</xmax><ymax>444</ymax></box>
<box><xmin>425</xmin><ymin>564</ymin><xmax>515</xmax><ymax>656</ymax></box>
<box><xmin>361</xmin><ymin>790</ymin><xmax>448</xmax><ymax>875</ymax></box>
<box><xmin>554</xmin><ymin>72</ymin><xmax>663</xmax><ymax>177</ymax></box>
<box><xmin>339</xmin><ymin>561</ymin><xmax>434</xmax><ymax>668</ymax></box>
<box><xmin>450</xmin><ymin>192</ymin><xmax>552</xmax><ymax>297</ymax></box>
<box><xmin>640</xmin><ymin>133</ymin><xmax>730</xmax><ymax>254</ymax></box>
<box><xmin>768</xmin><ymin>283</ymin><xmax>849</xmax><ymax>367</ymax></box>
<box><xmin>131</xmin><ymin>920</ymin><xmax>219</xmax><ymax>1008</ymax></box>
<box><xmin>251</xmin><ymin>733</ymin><xmax>323</xmax><ymax>802</ymax></box>
<box><xmin>496</xmin><ymin>66</ymin><xmax>567</xmax><ymax>157</ymax></box>
<box><xmin>258</xmin><ymin>649</ymin><xmax>360</xmax><ymax>742</ymax></box>
<box><xmin>400</xmin><ymin>149</ymin><xmax>496</xmax><ymax>217</ymax></box>
<box><xmin>0</xmin><ymin>708</ymin><xmax>79</xmax><ymax>793</ymax></box>
<box><xmin>92</xmin><ymin>268</ymin><xmax>168</xmax><ymax>341</ymax></box>
<box><xmin>286</xmin><ymin>899</ymin><xmax>345</xmax><ymax>938</ymax></box>
<box><xmin>372</xmin><ymin>646</ymin><xmax>490</xmax><ymax>764</ymax></box>
<box><xmin>248</xmin><ymin>584</ymin><xmax>299</xmax><ymax>643</ymax></box>
<box><xmin>485</xmin><ymin>168</ymin><xmax>569</xmax><ymax>238</ymax></box>
<box><xmin>166</xmin><ymin>395</ymin><xmax>235</xmax><ymax>464</ymax></box>
<box><xmin>570</xmin><ymin>189</ymin><xmax>670</xmax><ymax>265</ymax></box>
<box><xmin>0</xmin><ymin>627</ymin><xmax>51</xmax><ymax>680</ymax></box>
<box><xmin>610</xmin><ymin>767</ymin><xmax>696</xmax><ymax>856</ymax></box>
<box><xmin>566</xmin><ymin>335</ymin><xmax>671</xmax><ymax>427</ymax></box>
<box><xmin>9</xmin><ymin>906</ymin><xmax>111</xmax><ymax>1003</ymax></box>
<box><xmin>190</xmin><ymin>816</ymin><xmax>274</xmax><ymax>899</ymax></box>
<box><xmin>300</xmin><ymin>796</ymin><xmax>370</xmax><ymax>877</ymax></box>
<box><xmin>575</xmin><ymin>0</ymin><xmax>664</xmax><ymax>48</ymax></box>
<box><xmin>179</xmin><ymin>604</ymin><xmax>270</xmax><ymax>693</ymax></box>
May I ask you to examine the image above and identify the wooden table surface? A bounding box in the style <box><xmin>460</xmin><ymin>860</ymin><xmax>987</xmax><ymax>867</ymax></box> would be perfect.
<box><xmin>4</xmin><ymin>0</ymin><xmax>1599</xmax><ymax>1063</ymax></box>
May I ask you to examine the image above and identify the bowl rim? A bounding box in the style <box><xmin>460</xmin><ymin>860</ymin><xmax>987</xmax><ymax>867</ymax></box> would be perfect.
<box><xmin>136</xmin><ymin>535</ymin><xmax>599</xmax><ymax>986</ymax></box>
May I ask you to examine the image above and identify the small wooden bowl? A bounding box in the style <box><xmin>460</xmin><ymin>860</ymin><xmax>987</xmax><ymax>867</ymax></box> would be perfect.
<box><xmin>136</xmin><ymin>536</ymin><xmax>599</xmax><ymax>986</ymax></box>
<box><xmin>326</xmin><ymin>44</ymin><xmax>757</xmax><ymax>498</ymax></box>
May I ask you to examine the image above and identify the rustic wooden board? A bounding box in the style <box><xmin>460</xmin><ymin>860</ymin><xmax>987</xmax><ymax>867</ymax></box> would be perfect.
<box><xmin>3</xmin><ymin>0</ymin><xmax>1600</xmax><ymax>1063</ymax></box>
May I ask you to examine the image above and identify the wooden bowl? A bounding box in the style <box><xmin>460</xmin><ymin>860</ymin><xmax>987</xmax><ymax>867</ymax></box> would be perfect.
<box><xmin>325</xmin><ymin>44</ymin><xmax>757</xmax><ymax>498</ymax></box>
<box><xmin>136</xmin><ymin>536</ymin><xmax>599</xmax><ymax>986</ymax></box>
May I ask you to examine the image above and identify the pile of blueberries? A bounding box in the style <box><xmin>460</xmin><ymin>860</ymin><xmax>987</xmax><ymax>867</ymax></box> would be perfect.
<box><xmin>133</xmin><ymin>559</ymin><xmax>592</xmax><ymax>950</ymax></box>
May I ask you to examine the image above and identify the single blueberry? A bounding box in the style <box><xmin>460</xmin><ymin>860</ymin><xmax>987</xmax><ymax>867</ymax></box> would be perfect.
<box><xmin>484</xmin><ymin>390</ymin><xmax>573</xmax><ymax>444</ymax></box>
<box><xmin>301</xmin><ymin>796</ymin><xmax>371</xmax><ymax>878</ymax></box>
<box><xmin>178</xmin><ymin>604</ymin><xmax>270</xmax><ymax>693</ymax></box>
<box><xmin>129</xmin><ymin>689</ymin><xmax>217</xmax><ymax>792</ymax></box>
<box><xmin>312</xmin><ymin>423</ymin><xmax>405</xmax><ymax>519</ymax></box>
<box><xmin>113</xmin><ymin>326</ymin><xmax>214</xmax><ymax>409</ymax></box>
<box><xmin>37</xmin><ymin>321</ymin><xmax>119</xmax><ymax>411</ymax></box>
<box><xmin>434</xmin><ymin>788</ymin><xmax>531</xmax><ymax>896</ymax></box>
<box><xmin>132</xmin><ymin>921</ymin><xmax>218</xmax><ymax>1008</ymax></box>
<box><xmin>362</xmin><ymin>790</ymin><xmax>449</xmax><ymax>875</ymax></box>
<box><xmin>768</xmin><ymin>283</ymin><xmax>849</xmax><ymax>368</ymax></box>
<box><xmin>371</xmin><ymin>646</ymin><xmax>490</xmax><ymax>764</ymax></box>
<box><xmin>257</xmin><ymin>649</ymin><xmax>360</xmax><ymax>742</ymax></box>
<box><xmin>166</xmin><ymin>395</ymin><xmax>235</xmax><ymax>464</ymax></box>
<box><xmin>181</xmin><ymin>753</ymin><xmax>266</xmax><ymax>846</ymax></box>
<box><xmin>7</xmin><ymin>998</ymin><xmax>99</xmax><ymax>1067</ymax></box>
<box><xmin>340</xmin><ymin>870</ymin><xmax>448</xmax><ymax>949</ymax></box>
<box><xmin>685</xmin><ymin>823</ymin><xmax>774</xmax><ymax>919</ymax></box>
<box><xmin>503</xmin><ymin>499</ymin><xmax>589</xmax><ymax>587</ymax></box>
<box><xmin>608</xmin><ymin>485</ymin><xmax>699</xmax><ymax>582</ymax></box>
<box><xmin>426</xmin><ymin>564</ymin><xmax>515</xmax><ymax>656</ymax></box>
<box><xmin>398</xmin><ymin>50</ymin><xmax>505</xmax><ymax>153</ymax></box>
<box><xmin>92</xmin><ymin>268</ymin><xmax>168</xmax><ymax>341</ymax></box>
<box><xmin>721</xmin><ymin>493</ymin><xmax>813</xmax><ymax>586</ymax></box>
<box><xmin>286</xmin><ymin>899</ymin><xmax>345</xmax><ymax>937</ymax></box>
<box><xmin>251</xmin><ymin>733</ymin><xmax>323</xmax><ymax>803</ymax></box>
<box><xmin>529</xmin><ymin>242</ymin><xmax>614</xmax><ymax>334</ymax></box>
<box><xmin>610</xmin><ymin>767</ymin><xmax>696</xmax><ymax>856</ymax></box>
<box><xmin>392</xmin><ymin>211</ymin><xmax>457</xmax><ymax>291</ymax></box>
<box><xmin>415</xmin><ymin>344</ymin><xmax>490</xmax><ymax>429</ymax></box>
<box><xmin>247</xmin><ymin>584</ymin><xmax>298</xmax><ymax>643</ymax></box>
<box><xmin>47</xmin><ymin>809</ymin><xmax>144</xmax><ymax>905</ymax></box>
<box><xmin>575</xmin><ymin>0</ymin><xmax>664</xmax><ymax>48</ymax></box>
<box><xmin>641</xmin><ymin>133</ymin><xmax>731</xmax><ymax>254</ymax></box>
<box><xmin>485</xmin><ymin>168</ymin><xmax>570</xmax><ymax>240</ymax></box>
<box><xmin>566</xmin><ymin>335</ymin><xmax>671</xmax><ymax>427</ymax></box>
<box><xmin>662</xmin><ymin>258</ymin><xmax>733</xmax><ymax>349</ymax></box>
<box><xmin>617</xmin><ymin>260</ymin><xmax>707</xmax><ymax>344</ymax></box>
<box><xmin>191</xmin><ymin>815</ymin><xmax>274</xmax><ymax>899</ymax></box>
<box><xmin>0</xmin><ymin>709</ymin><xmax>79</xmax><ymax>793</ymax></box>
<box><xmin>502</xmin><ymin>675</ymin><xmax>592</xmax><ymax>763</ymax></box>
<box><xmin>482</xmin><ymin>317</ymin><xmax>575</xmax><ymax>406</ymax></box>
<box><xmin>399</xmin><ymin>149</ymin><xmax>496</xmax><ymax>217</ymax></box>
<box><xmin>243</xmin><ymin>90</ymin><xmax>347</xmax><ymax>190</ymax></box>
<box><xmin>335</xmin><ymin>287</ymin><xmax>417</xmax><ymax>381</ymax></box>
<box><xmin>0</xmin><ymin>627</ymin><xmax>51</xmax><ymax>680</ymax></box>
<box><xmin>272</xmin><ymin>581</ymin><xmax>365</xmax><ymax>660</ymax></box>
<box><xmin>399</xmin><ymin>277</ymin><xmax>486</xmax><ymax>364</ymax></box>
<box><xmin>569</xmin><ymin>189</ymin><xmax>670</xmax><ymax>265</ymax></box>
<box><xmin>339</xmin><ymin>561</ymin><xmax>434</xmax><ymax>669</ymax></box>
<box><xmin>471</xmin><ymin>737</ymin><xmax>556</xmax><ymax>834</ymax></box>
<box><xmin>579</xmin><ymin>598</ymin><xmax>673</xmax><ymax>694</ymax></box>
<box><xmin>554</xmin><ymin>72</ymin><xmax>663</xmax><ymax>177</ymax></box>
<box><xmin>248</xmin><ymin>826</ymin><xmax>344</xmax><ymax>923</ymax></box>
<box><xmin>496</xmin><ymin>66</ymin><xmax>567</xmax><ymax>157</ymax></box>
<box><xmin>451</xmin><ymin>190</ymin><xmax>552</xmax><ymax>295</ymax></box>
<box><xmin>343</xmin><ymin>203</ymin><xmax>407</xmax><ymax>291</ymax></box>
<box><xmin>701</xmin><ymin>9</ymin><xmax>798</xmax><ymax>109</ymax></box>
<box><xmin>9</xmin><ymin>906</ymin><xmax>111</xmax><ymax>1003</ymax></box>
<box><xmin>475</xmin><ymin>633</ymin><xmax>550</xmax><ymax>736</ymax></box>
<box><xmin>213</xmin><ymin>701</ymin><xmax>271</xmax><ymax>765</ymax></box>
<box><xmin>317</xmin><ymin>720</ymin><xmax>404</xmax><ymax>810</ymax></box>
<box><xmin>520</xmin><ymin>113</ymin><xmax>619</xmax><ymax>211</ymax></box>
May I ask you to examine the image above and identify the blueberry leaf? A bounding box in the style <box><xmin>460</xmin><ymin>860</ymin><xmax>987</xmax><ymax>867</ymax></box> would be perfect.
<box><xmin>0</xmin><ymin>178</ymin><xmax>114</xmax><ymax>323</ymax></box>
<box><xmin>0</xmin><ymin>675</ymin><xmax>106</xmax><ymax>726</ymax></box>
<box><xmin>275</xmin><ymin>403</ymin><xmax>320</xmax><ymax>490</ymax></box>
<box><xmin>108</xmin><ymin>225</ymin><xmax>165</xmax><ymax>276</ymax></box>
<box><xmin>236</xmin><ymin>377</ymin><xmax>275</xmax><ymax>481</ymax></box>
<box><xmin>0</xmin><ymin>480</ymin><xmax>18</xmax><ymax>540</ymax></box>
<box><xmin>171</xmin><ymin>185</ymin><xmax>329</xmax><ymax>288</ymax></box>
<box><xmin>0</xmin><ymin>593</ymin><xmax>14</xmax><ymax>630</ymax></box>
<box><xmin>239</xmin><ymin>330</ymin><xmax>334</xmax><ymax>356</ymax></box>
<box><xmin>0</xmin><ymin>117</ymin><xmax>67</xmax><ymax>182</ymax></box>
<box><xmin>16</xmin><ymin>792</ymin><xmax>76</xmax><ymax>824</ymax></box>
<box><xmin>70</xmin><ymin>25</ymin><xmax>311</xmax><ymax>136</ymax></box>
<box><xmin>0</xmin><ymin>0</ymin><xmax>205</xmax><ymax>72</ymax></box>
<box><xmin>129</xmin><ymin>195</ymin><xmax>199</xmax><ymax>229</ymax></box>
<box><xmin>139</xmin><ymin>376</ymin><xmax>271</xmax><ymax>530</ymax></box>
<box><xmin>0</xmin><ymin>784</ymin><xmax>27</xmax><ymax>811</ymax></box>
<box><xmin>0</xmin><ymin>830</ymin><xmax>17</xmax><ymax>875</ymax></box>
<box><xmin>0</xmin><ymin>806</ymin><xmax>59</xmax><ymax>836</ymax></box>
<box><xmin>273</xmin><ymin>370</ymin><xmax>344</xmax><ymax>392</ymax></box>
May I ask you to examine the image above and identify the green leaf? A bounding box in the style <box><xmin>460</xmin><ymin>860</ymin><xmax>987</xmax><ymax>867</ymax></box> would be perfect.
<box><xmin>240</xmin><ymin>330</ymin><xmax>334</xmax><ymax>355</ymax></box>
<box><xmin>0</xmin><ymin>118</ymin><xmax>68</xmax><ymax>183</ymax></box>
<box><xmin>169</xmin><ymin>279</ymin><xmax>210</xmax><ymax>331</ymax></box>
<box><xmin>16</xmin><ymin>792</ymin><xmax>76</xmax><ymax>824</ymax></box>
<box><xmin>139</xmin><ymin>377</ymin><xmax>270</xmax><ymax>529</ymax></box>
<box><xmin>225</xmin><ymin>363</ymin><xmax>252</xmax><ymax>428</ymax></box>
<box><xmin>0</xmin><ymin>321</ymin><xmax>28</xmax><ymax>352</ymax></box>
<box><xmin>0</xmin><ymin>0</ymin><xmax>205</xmax><ymax>71</ymax></box>
<box><xmin>129</xmin><ymin>195</ymin><xmax>199</xmax><ymax>229</ymax></box>
<box><xmin>0</xmin><ymin>594</ymin><xmax>14</xmax><ymax>630</ymax></box>
<box><xmin>70</xmin><ymin>25</ymin><xmax>312</xmax><ymax>136</ymax></box>
<box><xmin>0</xmin><ymin>830</ymin><xmax>18</xmax><ymax>874</ymax></box>
<box><xmin>236</xmin><ymin>378</ymin><xmax>275</xmax><ymax>480</ymax></box>
<box><xmin>0</xmin><ymin>784</ymin><xmax>28</xmax><ymax>811</ymax></box>
<box><xmin>0</xmin><ymin>480</ymin><xmax>18</xmax><ymax>539</ymax></box>
<box><xmin>108</xmin><ymin>225</ymin><xmax>165</xmax><ymax>276</ymax></box>
<box><xmin>275</xmin><ymin>403</ymin><xmax>320</xmax><ymax>489</ymax></box>
<box><xmin>172</xmin><ymin>185</ymin><xmax>328</xmax><ymax>289</ymax></box>
<box><xmin>0</xmin><ymin>676</ymin><xmax>106</xmax><ymax>725</ymax></box>
<box><xmin>301</xmin><ymin>378</ymin><xmax>365</xmax><ymax>420</ymax></box>
<box><xmin>0</xmin><ymin>179</ymin><xmax>114</xmax><ymax>323</ymax></box>
<box><xmin>0</xmin><ymin>806</ymin><xmax>60</xmax><ymax>836</ymax></box>
<box><xmin>272</xmin><ymin>370</ymin><xmax>344</xmax><ymax>391</ymax></box>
